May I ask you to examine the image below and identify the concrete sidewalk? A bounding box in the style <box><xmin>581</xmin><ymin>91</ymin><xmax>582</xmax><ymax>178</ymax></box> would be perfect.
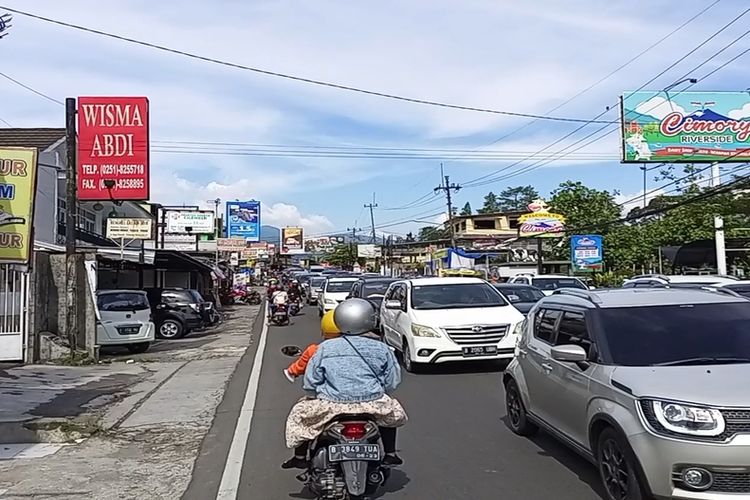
<box><xmin>0</xmin><ymin>304</ymin><xmax>262</xmax><ymax>500</ymax></box>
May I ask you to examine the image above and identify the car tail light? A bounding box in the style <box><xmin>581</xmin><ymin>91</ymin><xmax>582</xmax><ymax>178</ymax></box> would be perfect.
<box><xmin>341</xmin><ymin>423</ymin><xmax>367</xmax><ymax>440</ymax></box>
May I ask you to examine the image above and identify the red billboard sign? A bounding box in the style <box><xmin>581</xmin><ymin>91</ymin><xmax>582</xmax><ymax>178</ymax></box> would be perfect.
<box><xmin>77</xmin><ymin>97</ymin><xmax>150</xmax><ymax>201</ymax></box>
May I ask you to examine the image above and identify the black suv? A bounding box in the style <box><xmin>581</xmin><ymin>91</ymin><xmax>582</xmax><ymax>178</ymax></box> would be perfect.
<box><xmin>348</xmin><ymin>277</ymin><xmax>398</xmax><ymax>327</ymax></box>
<box><xmin>144</xmin><ymin>288</ymin><xmax>205</xmax><ymax>339</ymax></box>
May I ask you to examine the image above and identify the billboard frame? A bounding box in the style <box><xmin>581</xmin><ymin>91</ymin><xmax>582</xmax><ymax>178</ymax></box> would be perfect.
<box><xmin>225</xmin><ymin>200</ymin><xmax>261</xmax><ymax>242</ymax></box>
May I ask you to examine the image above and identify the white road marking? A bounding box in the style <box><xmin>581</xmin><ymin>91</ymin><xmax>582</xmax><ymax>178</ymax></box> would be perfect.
<box><xmin>216</xmin><ymin>305</ymin><xmax>269</xmax><ymax>500</ymax></box>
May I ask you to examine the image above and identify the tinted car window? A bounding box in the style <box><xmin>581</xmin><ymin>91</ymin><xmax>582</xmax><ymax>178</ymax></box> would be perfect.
<box><xmin>535</xmin><ymin>309</ymin><xmax>561</xmax><ymax>344</ymax></box>
<box><xmin>162</xmin><ymin>291</ymin><xmax>193</xmax><ymax>303</ymax></box>
<box><xmin>496</xmin><ymin>286</ymin><xmax>544</xmax><ymax>303</ymax></box>
<box><xmin>98</xmin><ymin>292</ymin><xmax>150</xmax><ymax>311</ymax></box>
<box><xmin>311</xmin><ymin>277</ymin><xmax>326</xmax><ymax>288</ymax></box>
<box><xmin>599</xmin><ymin>303</ymin><xmax>750</xmax><ymax>366</ymax></box>
<box><xmin>556</xmin><ymin>311</ymin><xmax>591</xmax><ymax>355</ymax></box>
<box><xmin>411</xmin><ymin>283</ymin><xmax>508</xmax><ymax>310</ymax></box>
<box><xmin>725</xmin><ymin>284</ymin><xmax>750</xmax><ymax>298</ymax></box>
<box><xmin>532</xmin><ymin>278</ymin><xmax>586</xmax><ymax>291</ymax></box>
<box><xmin>326</xmin><ymin>281</ymin><xmax>355</xmax><ymax>293</ymax></box>
<box><xmin>362</xmin><ymin>281</ymin><xmax>394</xmax><ymax>297</ymax></box>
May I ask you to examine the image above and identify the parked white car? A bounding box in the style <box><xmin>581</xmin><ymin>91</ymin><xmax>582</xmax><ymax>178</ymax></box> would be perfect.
<box><xmin>318</xmin><ymin>277</ymin><xmax>358</xmax><ymax>317</ymax></box>
<box><xmin>622</xmin><ymin>273</ymin><xmax>739</xmax><ymax>289</ymax></box>
<box><xmin>508</xmin><ymin>273</ymin><xmax>588</xmax><ymax>295</ymax></box>
<box><xmin>379</xmin><ymin>277</ymin><xmax>525</xmax><ymax>372</ymax></box>
<box><xmin>96</xmin><ymin>290</ymin><xmax>155</xmax><ymax>354</ymax></box>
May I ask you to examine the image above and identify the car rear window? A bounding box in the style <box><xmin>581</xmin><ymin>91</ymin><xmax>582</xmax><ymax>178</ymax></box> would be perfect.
<box><xmin>362</xmin><ymin>281</ymin><xmax>395</xmax><ymax>297</ymax></box>
<box><xmin>326</xmin><ymin>281</ymin><xmax>355</xmax><ymax>292</ymax></box>
<box><xmin>599</xmin><ymin>303</ymin><xmax>750</xmax><ymax>366</ymax></box>
<box><xmin>411</xmin><ymin>283</ymin><xmax>508</xmax><ymax>310</ymax></box>
<box><xmin>532</xmin><ymin>277</ymin><xmax>586</xmax><ymax>291</ymax></box>
<box><xmin>98</xmin><ymin>292</ymin><xmax>150</xmax><ymax>312</ymax></box>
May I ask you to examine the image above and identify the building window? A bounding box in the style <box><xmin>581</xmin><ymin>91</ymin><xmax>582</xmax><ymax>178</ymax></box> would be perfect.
<box><xmin>57</xmin><ymin>198</ymin><xmax>98</xmax><ymax>233</ymax></box>
<box><xmin>509</xmin><ymin>217</ymin><xmax>520</xmax><ymax>229</ymax></box>
<box><xmin>473</xmin><ymin>219</ymin><xmax>496</xmax><ymax>230</ymax></box>
<box><xmin>461</xmin><ymin>221</ymin><xmax>467</xmax><ymax>231</ymax></box>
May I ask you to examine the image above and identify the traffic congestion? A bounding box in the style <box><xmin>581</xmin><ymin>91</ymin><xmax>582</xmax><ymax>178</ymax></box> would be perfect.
<box><xmin>250</xmin><ymin>266</ymin><xmax>750</xmax><ymax>500</ymax></box>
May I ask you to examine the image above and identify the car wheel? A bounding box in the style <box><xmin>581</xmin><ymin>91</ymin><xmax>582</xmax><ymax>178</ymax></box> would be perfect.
<box><xmin>126</xmin><ymin>342</ymin><xmax>151</xmax><ymax>354</ymax></box>
<box><xmin>505</xmin><ymin>379</ymin><xmax>538</xmax><ymax>436</ymax></box>
<box><xmin>596</xmin><ymin>428</ymin><xmax>645</xmax><ymax>500</ymax></box>
<box><xmin>157</xmin><ymin>319</ymin><xmax>185</xmax><ymax>339</ymax></box>
<box><xmin>400</xmin><ymin>340</ymin><xmax>419</xmax><ymax>373</ymax></box>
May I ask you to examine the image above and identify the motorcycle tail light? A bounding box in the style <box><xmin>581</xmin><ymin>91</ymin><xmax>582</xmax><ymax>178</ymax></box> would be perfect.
<box><xmin>341</xmin><ymin>423</ymin><xmax>367</xmax><ymax>440</ymax></box>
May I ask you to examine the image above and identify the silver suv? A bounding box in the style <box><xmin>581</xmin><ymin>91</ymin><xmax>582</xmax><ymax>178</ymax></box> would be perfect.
<box><xmin>503</xmin><ymin>288</ymin><xmax>750</xmax><ymax>500</ymax></box>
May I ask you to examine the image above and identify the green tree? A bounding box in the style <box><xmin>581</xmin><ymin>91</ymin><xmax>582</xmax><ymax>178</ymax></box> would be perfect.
<box><xmin>497</xmin><ymin>185</ymin><xmax>539</xmax><ymax>211</ymax></box>
<box><xmin>477</xmin><ymin>192</ymin><xmax>500</xmax><ymax>214</ymax></box>
<box><xmin>323</xmin><ymin>244</ymin><xmax>355</xmax><ymax>269</ymax></box>
<box><xmin>417</xmin><ymin>226</ymin><xmax>449</xmax><ymax>241</ymax></box>
<box><xmin>459</xmin><ymin>202</ymin><xmax>472</xmax><ymax>216</ymax></box>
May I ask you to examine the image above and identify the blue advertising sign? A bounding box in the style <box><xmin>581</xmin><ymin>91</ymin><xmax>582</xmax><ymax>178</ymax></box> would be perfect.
<box><xmin>226</xmin><ymin>201</ymin><xmax>260</xmax><ymax>242</ymax></box>
<box><xmin>570</xmin><ymin>235</ymin><xmax>603</xmax><ymax>272</ymax></box>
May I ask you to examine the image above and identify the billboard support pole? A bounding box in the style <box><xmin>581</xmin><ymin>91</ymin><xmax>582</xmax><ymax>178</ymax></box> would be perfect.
<box><xmin>711</xmin><ymin>162</ymin><xmax>727</xmax><ymax>274</ymax></box>
<box><xmin>64</xmin><ymin>97</ymin><xmax>79</xmax><ymax>355</ymax></box>
<box><xmin>536</xmin><ymin>238</ymin><xmax>543</xmax><ymax>275</ymax></box>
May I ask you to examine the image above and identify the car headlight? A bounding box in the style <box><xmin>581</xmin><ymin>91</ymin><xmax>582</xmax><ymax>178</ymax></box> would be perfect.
<box><xmin>511</xmin><ymin>320</ymin><xmax>525</xmax><ymax>337</ymax></box>
<box><xmin>652</xmin><ymin>401</ymin><xmax>725</xmax><ymax>436</ymax></box>
<box><xmin>189</xmin><ymin>303</ymin><xmax>201</xmax><ymax>313</ymax></box>
<box><xmin>411</xmin><ymin>324</ymin><xmax>441</xmax><ymax>338</ymax></box>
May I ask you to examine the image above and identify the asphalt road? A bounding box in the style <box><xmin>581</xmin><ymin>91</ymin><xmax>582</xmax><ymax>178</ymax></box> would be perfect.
<box><xmin>186</xmin><ymin>305</ymin><xmax>607</xmax><ymax>500</ymax></box>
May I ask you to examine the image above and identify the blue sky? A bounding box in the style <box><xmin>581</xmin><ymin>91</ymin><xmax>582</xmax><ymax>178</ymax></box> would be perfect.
<box><xmin>1</xmin><ymin>0</ymin><xmax>749</xmax><ymax>237</ymax></box>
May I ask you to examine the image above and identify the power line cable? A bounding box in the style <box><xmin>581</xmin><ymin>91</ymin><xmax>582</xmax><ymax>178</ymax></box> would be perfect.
<box><xmin>445</xmin><ymin>0</ymin><xmax>722</xmax><ymax>160</ymax></box>
<box><xmin>0</xmin><ymin>5</ymin><xmax>615</xmax><ymax>124</ymax></box>
<box><xmin>0</xmin><ymin>71</ymin><xmax>64</xmax><ymax>105</ymax></box>
<box><xmin>457</xmin><ymin>5</ymin><xmax>750</xmax><ymax>189</ymax></box>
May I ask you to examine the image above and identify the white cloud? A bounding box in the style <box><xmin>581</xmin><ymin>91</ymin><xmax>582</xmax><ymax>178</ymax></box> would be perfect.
<box><xmin>262</xmin><ymin>203</ymin><xmax>334</xmax><ymax>235</ymax></box>
<box><xmin>634</xmin><ymin>96</ymin><xmax>685</xmax><ymax>120</ymax></box>
<box><xmin>728</xmin><ymin>103</ymin><xmax>750</xmax><ymax>120</ymax></box>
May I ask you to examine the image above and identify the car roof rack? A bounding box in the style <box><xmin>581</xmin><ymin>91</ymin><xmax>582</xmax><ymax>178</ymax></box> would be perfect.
<box><xmin>629</xmin><ymin>274</ymin><xmax>670</xmax><ymax>281</ymax></box>
<box><xmin>550</xmin><ymin>288</ymin><xmax>602</xmax><ymax>304</ymax></box>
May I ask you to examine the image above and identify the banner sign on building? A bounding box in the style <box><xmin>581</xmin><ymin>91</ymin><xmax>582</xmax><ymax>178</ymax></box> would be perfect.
<box><xmin>165</xmin><ymin>210</ymin><xmax>215</xmax><ymax>234</ymax></box>
<box><xmin>621</xmin><ymin>91</ymin><xmax>750</xmax><ymax>163</ymax></box>
<box><xmin>357</xmin><ymin>244</ymin><xmax>382</xmax><ymax>258</ymax></box>
<box><xmin>0</xmin><ymin>147</ymin><xmax>38</xmax><ymax>265</ymax></box>
<box><xmin>226</xmin><ymin>200</ymin><xmax>260</xmax><ymax>242</ymax></box>
<box><xmin>77</xmin><ymin>96</ymin><xmax>150</xmax><ymax>200</ymax></box>
<box><xmin>518</xmin><ymin>200</ymin><xmax>565</xmax><ymax>238</ymax></box>
<box><xmin>570</xmin><ymin>235</ymin><xmax>603</xmax><ymax>272</ymax></box>
<box><xmin>281</xmin><ymin>227</ymin><xmax>304</xmax><ymax>254</ymax></box>
<box><xmin>217</xmin><ymin>238</ymin><xmax>247</xmax><ymax>251</ymax></box>
<box><xmin>106</xmin><ymin>217</ymin><xmax>153</xmax><ymax>239</ymax></box>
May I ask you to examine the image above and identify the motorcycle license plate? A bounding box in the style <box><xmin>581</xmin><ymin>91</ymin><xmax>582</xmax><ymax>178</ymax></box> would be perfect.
<box><xmin>462</xmin><ymin>346</ymin><xmax>498</xmax><ymax>357</ymax></box>
<box><xmin>328</xmin><ymin>444</ymin><xmax>380</xmax><ymax>462</ymax></box>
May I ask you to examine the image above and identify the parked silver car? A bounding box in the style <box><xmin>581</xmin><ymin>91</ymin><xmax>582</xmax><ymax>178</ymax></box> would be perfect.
<box><xmin>96</xmin><ymin>290</ymin><xmax>155</xmax><ymax>354</ymax></box>
<box><xmin>504</xmin><ymin>287</ymin><xmax>750</xmax><ymax>500</ymax></box>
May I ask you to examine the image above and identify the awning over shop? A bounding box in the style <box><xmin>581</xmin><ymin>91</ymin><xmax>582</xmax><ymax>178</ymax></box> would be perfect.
<box><xmin>95</xmin><ymin>247</ymin><xmax>155</xmax><ymax>265</ymax></box>
<box><xmin>154</xmin><ymin>250</ymin><xmax>214</xmax><ymax>273</ymax></box>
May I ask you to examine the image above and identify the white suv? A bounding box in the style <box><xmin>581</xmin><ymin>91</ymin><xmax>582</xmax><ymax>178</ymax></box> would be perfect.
<box><xmin>318</xmin><ymin>277</ymin><xmax>358</xmax><ymax>316</ymax></box>
<box><xmin>380</xmin><ymin>277</ymin><xmax>525</xmax><ymax>372</ymax></box>
<box><xmin>508</xmin><ymin>274</ymin><xmax>588</xmax><ymax>296</ymax></box>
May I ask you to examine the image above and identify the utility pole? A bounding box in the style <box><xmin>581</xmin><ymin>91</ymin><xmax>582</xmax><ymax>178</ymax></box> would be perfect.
<box><xmin>434</xmin><ymin>165</ymin><xmax>461</xmax><ymax>248</ymax></box>
<box><xmin>364</xmin><ymin>193</ymin><xmax>378</xmax><ymax>244</ymax></box>
<box><xmin>207</xmin><ymin>198</ymin><xmax>221</xmax><ymax>268</ymax></box>
<box><xmin>65</xmin><ymin>97</ymin><xmax>78</xmax><ymax>355</ymax></box>
<box><xmin>347</xmin><ymin>226</ymin><xmax>362</xmax><ymax>270</ymax></box>
<box><xmin>710</xmin><ymin>162</ymin><xmax>727</xmax><ymax>274</ymax></box>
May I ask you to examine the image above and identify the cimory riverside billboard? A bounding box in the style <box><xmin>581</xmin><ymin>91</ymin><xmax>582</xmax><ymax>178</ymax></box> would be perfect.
<box><xmin>621</xmin><ymin>91</ymin><xmax>750</xmax><ymax>163</ymax></box>
<box><xmin>226</xmin><ymin>201</ymin><xmax>260</xmax><ymax>242</ymax></box>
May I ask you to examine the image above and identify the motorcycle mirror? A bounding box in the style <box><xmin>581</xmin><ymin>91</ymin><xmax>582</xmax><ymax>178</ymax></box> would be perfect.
<box><xmin>281</xmin><ymin>345</ymin><xmax>302</xmax><ymax>357</ymax></box>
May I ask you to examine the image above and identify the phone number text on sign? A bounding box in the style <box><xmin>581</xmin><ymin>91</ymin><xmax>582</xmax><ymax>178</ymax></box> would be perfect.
<box><xmin>77</xmin><ymin>96</ymin><xmax>150</xmax><ymax>201</ymax></box>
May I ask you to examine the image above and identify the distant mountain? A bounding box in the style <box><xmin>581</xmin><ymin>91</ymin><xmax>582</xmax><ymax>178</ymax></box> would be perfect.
<box><xmin>623</xmin><ymin>108</ymin><xmax>661</xmax><ymax>123</ymax></box>
<box><xmin>686</xmin><ymin>108</ymin><xmax>730</xmax><ymax>122</ymax></box>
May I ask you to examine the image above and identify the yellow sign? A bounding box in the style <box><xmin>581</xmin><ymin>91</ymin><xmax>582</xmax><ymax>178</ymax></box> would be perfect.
<box><xmin>106</xmin><ymin>217</ymin><xmax>153</xmax><ymax>239</ymax></box>
<box><xmin>0</xmin><ymin>148</ymin><xmax>38</xmax><ymax>264</ymax></box>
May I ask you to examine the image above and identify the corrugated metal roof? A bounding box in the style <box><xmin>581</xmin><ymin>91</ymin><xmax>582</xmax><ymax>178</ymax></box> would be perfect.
<box><xmin>0</xmin><ymin>128</ymin><xmax>66</xmax><ymax>151</ymax></box>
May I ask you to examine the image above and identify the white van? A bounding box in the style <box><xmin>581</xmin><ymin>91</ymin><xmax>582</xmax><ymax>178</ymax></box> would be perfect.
<box><xmin>380</xmin><ymin>277</ymin><xmax>525</xmax><ymax>372</ymax></box>
<box><xmin>96</xmin><ymin>290</ymin><xmax>155</xmax><ymax>354</ymax></box>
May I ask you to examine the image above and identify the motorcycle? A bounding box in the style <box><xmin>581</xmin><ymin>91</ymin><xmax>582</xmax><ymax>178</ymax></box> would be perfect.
<box><xmin>271</xmin><ymin>304</ymin><xmax>290</xmax><ymax>326</ymax></box>
<box><xmin>247</xmin><ymin>290</ymin><xmax>262</xmax><ymax>305</ymax></box>
<box><xmin>289</xmin><ymin>300</ymin><xmax>301</xmax><ymax>316</ymax></box>
<box><xmin>282</xmin><ymin>345</ymin><xmax>391</xmax><ymax>500</ymax></box>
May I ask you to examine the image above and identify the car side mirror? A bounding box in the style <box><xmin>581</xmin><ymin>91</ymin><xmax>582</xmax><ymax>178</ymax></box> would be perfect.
<box><xmin>551</xmin><ymin>344</ymin><xmax>587</xmax><ymax>362</ymax></box>
<box><xmin>281</xmin><ymin>345</ymin><xmax>302</xmax><ymax>357</ymax></box>
<box><xmin>384</xmin><ymin>300</ymin><xmax>402</xmax><ymax>310</ymax></box>
<box><xmin>589</xmin><ymin>286</ymin><xmax>596</xmax><ymax>290</ymax></box>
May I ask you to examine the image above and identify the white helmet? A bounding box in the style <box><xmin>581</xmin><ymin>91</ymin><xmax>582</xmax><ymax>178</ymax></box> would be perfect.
<box><xmin>333</xmin><ymin>298</ymin><xmax>377</xmax><ymax>335</ymax></box>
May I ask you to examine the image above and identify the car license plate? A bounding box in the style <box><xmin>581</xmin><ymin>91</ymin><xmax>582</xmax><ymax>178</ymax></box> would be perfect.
<box><xmin>118</xmin><ymin>326</ymin><xmax>141</xmax><ymax>335</ymax></box>
<box><xmin>462</xmin><ymin>346</ymin><xmax>498</xmax><ymax>357</ymax></box>
<box><xmin>328</xmin><ymin>444</ymin><xmax>380</xmax><ymax>462</ymax></box>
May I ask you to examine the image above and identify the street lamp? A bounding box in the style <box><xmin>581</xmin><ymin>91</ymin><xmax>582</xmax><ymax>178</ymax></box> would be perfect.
<box><xmin>207</xmin><ymin>198</ymin><xmax>221</xmax><ymax>268</ymax></box>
